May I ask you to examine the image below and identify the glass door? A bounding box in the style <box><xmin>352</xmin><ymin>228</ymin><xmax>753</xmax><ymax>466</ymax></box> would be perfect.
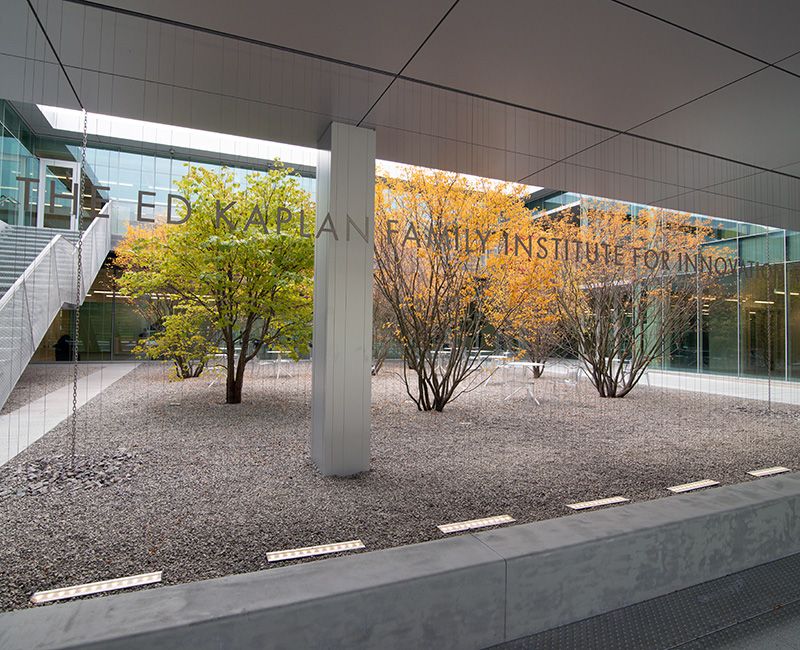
<box><xmin>37</xmin><ymin>158</ymin><xmax>80</xmax><ymax>230</ymax></box>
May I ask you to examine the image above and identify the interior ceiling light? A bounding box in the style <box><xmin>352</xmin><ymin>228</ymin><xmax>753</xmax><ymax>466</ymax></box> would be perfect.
<box><xmin>267</xmin><ymin>540</ymin><xmax>365</xmax><ymax>562</ymax></box>
<box><xmin>667</xmin><ymin>479</ymin><xmax>719</xmax><ymax>494</ymax></box>
<box><xmin>747</xmin><ymin>466</ymin><xmax>790</xmax><ymax>477</ymax></box>
<box><xmin>437</xmin><ymin>514</ymin><xmax>515</xmax><ymax>534</ymax></box>
<box><xmin>30</xmin><ymin>571</ymin><xmax>162</xmax><ymax>605</ymax></box>
<box><xmin>566</xmin><ymin>496</ymin><xmax>629</xmax><ymax>511</ymax></box>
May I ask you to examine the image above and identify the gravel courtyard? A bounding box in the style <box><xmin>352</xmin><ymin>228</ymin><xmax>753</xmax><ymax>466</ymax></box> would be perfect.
<box><xmin>1</xmin><ymin>360</ymin><xmax>799</xmax><ymax>611</ymax></box>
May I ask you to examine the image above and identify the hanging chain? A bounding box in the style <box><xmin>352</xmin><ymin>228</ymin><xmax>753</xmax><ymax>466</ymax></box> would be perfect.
<box><xmin>70</xmin><ymin>109</ymin><xmax>88</xmax><ymax>464</ymax></box>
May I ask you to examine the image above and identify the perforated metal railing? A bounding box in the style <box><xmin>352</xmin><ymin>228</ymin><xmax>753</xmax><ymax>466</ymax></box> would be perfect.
<box><xmin>0</xmin><ymin>204</ymin><xmax>111</xmax><ymax>411</ymax></box>
<box><xmin>76</xmin><ymin>206</ymin><xmax>111</xmax><ymax>301</ymax></box>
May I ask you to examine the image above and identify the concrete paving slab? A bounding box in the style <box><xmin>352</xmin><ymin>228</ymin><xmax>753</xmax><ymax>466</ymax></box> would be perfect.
<box><xmin>0</xmin><ymin>363</ymin><xmax>139</xmax><ymax>466</ymax></box>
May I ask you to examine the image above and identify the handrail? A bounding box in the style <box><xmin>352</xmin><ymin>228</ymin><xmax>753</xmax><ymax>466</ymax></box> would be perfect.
<box><xmin>0</xmin><ymin>234</ymin><xmax>69</xmax><ymax>312</ymax></box>
<box><xmin>0</xmin><ymin>203</ymin><xmax>114</xmax><ymax>412</ymax></box>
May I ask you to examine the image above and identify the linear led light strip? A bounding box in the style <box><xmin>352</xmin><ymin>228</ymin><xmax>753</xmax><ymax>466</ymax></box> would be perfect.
<box><xmin>747</xmin><ymin>466</ymin><xmax>791</xmax><ymax>478</ymax></box>
<box><xmin>30</xmin><ymin>571</ymin><xmax>162</xmax><ymax>605</ymax></box>
<box><xmin>667</xmin><ymin>479</ymin><xmax>719</xmax><ymax>494</ymax></box>
<box><xmin>267</xmin><ymin>540</ymin><xmax>365</xmax><ymax>562</ymax></box>
<box><xmin>437</xmin><ymin>514</ymin><xmax>515</xmax><ymax>534</ymax></box>
<box><xmin>566</xmin><ymin>496</ymin><xmax>629</xmax><ymax>511</ymax></box>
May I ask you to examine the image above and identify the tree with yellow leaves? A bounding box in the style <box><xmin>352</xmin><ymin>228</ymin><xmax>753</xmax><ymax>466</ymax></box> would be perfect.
<box><xmin>550</xmin><ymin>201</ymin><xmax>727</xmax><ymax>397</ymax></box>
<box><xmin>483</xmin><ymin>215</ymin><xmax>562</xmax><ymax>377</ymax></box>
<box><xmin>374</xmin><ymin>167</ymin><xmax>532</xmax><ymax>411</ymax></box>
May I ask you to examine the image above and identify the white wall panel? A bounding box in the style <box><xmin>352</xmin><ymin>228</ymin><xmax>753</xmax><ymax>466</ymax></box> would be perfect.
<box><xmin>311</xmin><ymin>123</ymin><xmax>375</xmax><ymax>476</ymax></box>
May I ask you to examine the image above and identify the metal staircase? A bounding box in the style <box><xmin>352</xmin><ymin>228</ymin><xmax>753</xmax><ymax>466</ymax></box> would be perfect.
<box><xmin>0</xmin><ymin>208</ymin><xmax>111</xmax><ymax>410</ymax></box>
<box><xmin>0</xmin><ymin>226</ymin><xmax>81</xmax><ymax>297</ymax></box>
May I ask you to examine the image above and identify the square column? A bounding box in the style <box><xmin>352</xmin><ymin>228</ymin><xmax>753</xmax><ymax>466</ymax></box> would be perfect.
<box><xmin>311</xmin><ymin>122</ymin><xmax>375</xmax><ymax>476</ymax></box>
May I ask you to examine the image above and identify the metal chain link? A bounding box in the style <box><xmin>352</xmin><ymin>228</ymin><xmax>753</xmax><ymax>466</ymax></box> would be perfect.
<box><xmin>70</xmin><ymin>109</ymin><xmax>88</xmax><ymax>464</ymax></box>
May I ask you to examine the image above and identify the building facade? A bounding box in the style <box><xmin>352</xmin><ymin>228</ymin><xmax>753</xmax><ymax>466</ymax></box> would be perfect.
<box><xmin>528</xmin><ymin>191</ymin><xmax>800</xmax><ymax>381</ymax></box>
<box><xmin>3</xmin><ymin>98</ymin><xmax>800</xmax><ymax>381</ymax></box>
<box><xmin>0</xmin><ymin>100</ymin><xmax>316</xmax><ymax>363</ymax></box>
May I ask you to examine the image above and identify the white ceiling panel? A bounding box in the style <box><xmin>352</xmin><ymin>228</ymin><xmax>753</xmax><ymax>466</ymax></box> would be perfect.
<box><xmin>24</xmin><ymin>0</ymin><xmax>392</xmax><ymax>147</ymax></box>
<box><xmin>631</xmin><ymin>67</ymin><xmax>800</xmax><ymax>170</ymax></box>
<box><xmin>402</xmin><ymin>0</ymin><xmax>760</xmax><ymax>131</ymax></box>
<box><xmin>364</xmin><ymin>77</ymin><xmax>613</xmax><ymax>170</ymax></box>
<box><xmin>622</xmin><ymin>0</ymin><xmax>800</xmax><ymax>63</ymax></box>
<box><xmin>88</xmin><ymin>0</ymin><xmax>454</xmax><ymax>73</ymax></box>
<box><xmin>7</xmin><ymin>0</ymin><xmax>800</xmax><ymax>230</ymax></box>
<box><xmin>779</xmin><ymin>162</ymin><xmax>800</xmax><ymax>178</ymax></box>
<box><xmin>780</xmin><ymin>53</ymin><xmax>800</xmax><ymax>76</ymax></box>
<box><xmin>559</xmin><ymin>135</ymin><xmax>759</xmax><ymax>194</ymax></box>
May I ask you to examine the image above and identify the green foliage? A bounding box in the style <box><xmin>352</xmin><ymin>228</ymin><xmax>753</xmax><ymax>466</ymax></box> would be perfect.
<box><xmin>133</xmin><ymin>307</ymin><xmax>217</xmax><ymax>380</ymax></box>
<box><xmin>117</xmin><ymin>162</ymin><xmax>315</xmax><ymax>403</ymax></box>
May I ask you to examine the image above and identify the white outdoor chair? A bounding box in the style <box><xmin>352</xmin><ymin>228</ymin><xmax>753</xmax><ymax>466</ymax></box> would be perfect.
<box><xmin>622</xmin><ymin>360</ymin><xmax>651</xmax><ymax>387</ymax></box>
<box><xmin>551</xmin><ymin>365</ymin><xmax>581</xmax><ymax>396</ymax></box>
<box><xmin>503</xmin><ymin>361</ymin><xmax>542</xmax><ymax>404</ymax></box>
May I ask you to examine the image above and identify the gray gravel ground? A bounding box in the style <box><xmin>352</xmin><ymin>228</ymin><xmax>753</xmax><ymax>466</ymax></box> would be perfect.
<box><xmin>1</xmin><ymin>360</ymin><xmax>800</xmax><ymax>612</ymax></box>
<box><xmin>1</xmin><ymin>363</ymin><xmax>104</xmax><ymax>414</ymax></box>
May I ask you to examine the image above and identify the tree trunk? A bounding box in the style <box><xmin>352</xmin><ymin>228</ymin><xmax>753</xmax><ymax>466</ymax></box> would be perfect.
<box><xmin>226</xmin><ymin>374</ymin><xmax>243</xmax><ymax>404</ymax></box>
<box><xmin>224</xmin><ymin>330</ymin><xmax>240</xmax><ymax>403</ymax></box>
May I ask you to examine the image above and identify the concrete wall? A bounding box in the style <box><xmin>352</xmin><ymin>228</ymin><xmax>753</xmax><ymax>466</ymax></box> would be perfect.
<box><xmin>3</xmin><ymin>474</ymin><xmax>800</xmax><ymax>649</ymax></box>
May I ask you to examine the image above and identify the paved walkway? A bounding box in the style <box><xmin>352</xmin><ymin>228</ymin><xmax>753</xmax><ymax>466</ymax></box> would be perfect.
<box><xmin>0</xmin><ymin>363</ymin><xmax>139</xmax><ymax>467</ymax></box>
<box><xmin>542</xmin><ymin>360</ymin><xmax>800</xmax><ymax>405</ymax></box>
<box><xmin>646</xmin><ymin>369</ymin><xmax>800</xmax><ymax>406</ymax></box>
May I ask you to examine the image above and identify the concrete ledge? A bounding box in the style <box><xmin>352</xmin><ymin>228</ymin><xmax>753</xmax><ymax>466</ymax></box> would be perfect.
<box><xmin>2</xmin><ymin>474</ymin><xmax>800</xmax><ymax>649</ymax></box>
<box><xmin>0</xmin><ymin>535</ymin><xmax>505</xmax><ymax>650</ymax></box>
<box><xmin>493</xmin><ymin>547</ymin><xmax>800</xmax><ymax>648</ymax></box>
<box><xmin>476</xmin><ymin>472</ymin><xmax>800</xmax><ymax>639</ymax></box>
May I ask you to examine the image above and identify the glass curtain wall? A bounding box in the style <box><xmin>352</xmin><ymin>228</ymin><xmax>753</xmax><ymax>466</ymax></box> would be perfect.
<box><xmin>0</xmin><ymin>98</ymin><xmax>317</xmax><ymax>363</ymax></box>
<box><xmin>532</xmin><ymin>193</ymin><xmax>800</xmax><ymax>381</ymax></box>
<box><xmin>0</xmin><ymin>100</ymin><xmax>38</xmax><ymax>226</ymax></box>
<box><xmin>34</xmin><ymin>140</ymin><xmax>316</xmax><ymax>237</ymax></box>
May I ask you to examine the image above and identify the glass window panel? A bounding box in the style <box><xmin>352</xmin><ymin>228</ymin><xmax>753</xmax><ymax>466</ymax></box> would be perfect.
<box><xmin>740</xmin><ymin>262</ymin><xmax>785</xmax><ymax>378</ymax></box>
<box><xmin>667</xmin><ymin>276</ymin><xmax>698</xmax><ymax>372</ymax></box>
<box><xmin>701</xmin><ymin>242</ymin><xmax>738</xmax><ymax>374</ymax></box>
<box><xmin>788</xmin><ymin>262</ymin><xmax>800</xmax><ymax>380</ymax></box>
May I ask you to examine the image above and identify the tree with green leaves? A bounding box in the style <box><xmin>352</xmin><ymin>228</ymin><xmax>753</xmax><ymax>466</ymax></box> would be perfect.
<box><xmin>117</xmin><ymin>163</ymin><xmax>315</xmax><ymax>403</ymax></box>
<box><xmin>132</xmin><ymin>306</ymin><xmax>218</xmax><ymax>379</ymax></box>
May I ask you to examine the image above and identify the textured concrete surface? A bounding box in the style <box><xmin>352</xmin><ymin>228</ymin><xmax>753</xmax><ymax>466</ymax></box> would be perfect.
<box><xmin>0</xmin><ymin>535</ymin><xmax>505</xmax><ymax>650</ymax></box>
<box><xmin>494</xmin><ymin>549</ymin><xmax>800</xmax><ymax>649</ymax></box>
<box><xmin>477</xmin><ymin>471</ymin><xmax>800</xmax><ymax>640</ymax></box>
<box><xmin>678</xmin><ymin>601</ymin><xmax>800</xmax><ymax>649</ymax></box>
<box><xmin>2</xmin><ymin>474</ymin><xmax>800</xmax><ymax>649</ymax></box>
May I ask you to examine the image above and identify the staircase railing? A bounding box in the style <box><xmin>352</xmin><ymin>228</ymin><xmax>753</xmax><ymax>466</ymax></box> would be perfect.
<box><xmin>74</xmin><ymin>205</ymin><xmax>112</xmax><ymax>305</ymax></box>
<box><xmin>0</xmin><ymin>204</ymin><xmax>112</xmax><ymax>410</ymax></box>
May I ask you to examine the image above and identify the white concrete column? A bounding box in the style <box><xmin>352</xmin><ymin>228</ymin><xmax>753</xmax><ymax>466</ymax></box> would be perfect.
<box><xmin>311</xmin><ymin>122</ymin><xmax>375</xmax><ymax>476</ymax></box>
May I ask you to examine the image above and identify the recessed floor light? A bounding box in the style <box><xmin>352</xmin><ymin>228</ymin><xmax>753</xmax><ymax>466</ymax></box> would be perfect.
<box><xmin>30</xmin><ymin>571</ymin><xmax>162</xmax><ymax>605</ymax></box>
<box><xmin>566</xmin><ymin>496</ymin><xmax>629</xmax><ymax>510</ymax></box>
<box><xmin>667</xmin><ymin>479</ymin><xmax>719</xmax><ymax>493</ymax></box>
<box><xmin>267</xmin><ymin>540</ymin><xmax>365</xmax><ymax>562</ymax></box>
<box><xmin>437</xmin><ymin>514</ymin><xmax>515</xmax><ymax>534</ymax></box>
<box><xmin>747</xmin><ymin>466</ymin><xmax>790</xmax><ymax>477</ymax></box>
